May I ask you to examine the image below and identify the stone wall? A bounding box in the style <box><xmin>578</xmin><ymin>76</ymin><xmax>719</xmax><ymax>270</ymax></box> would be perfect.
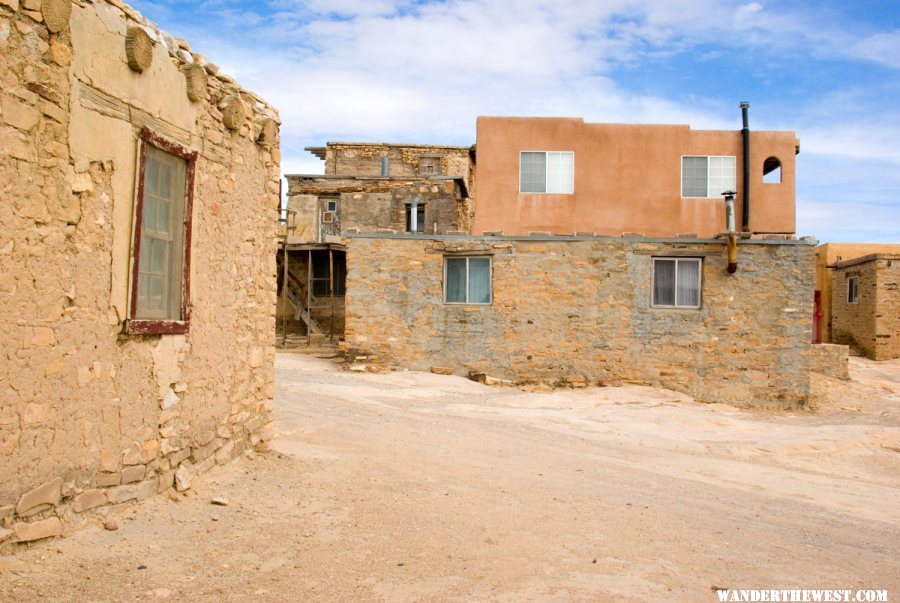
<box><xmin>286</xmin><ymin>177</ymin><xmax>470</xmax><ymax>241</ymax></box>
<box><xmin>1</xmin><ymin>0</ymin><xmax>279</xmax><ymax>547</ymax></box>
<box><xmin>324</xmin><ymin>143</ymin><xmax>473</xmax><ymax>188</ymax></box>
<box><xmin>810</xmin><ymin>344</ymin><xmax>850</xmax><ymax>380</ymax></box>
<box><xmin>344</xmin><ymin>235</ymin><xmax>816</xmax><ymax>409</ymax></box>
<box><xmin>832</xmin><ymin>254</ymin><xmax>900</xmax><ymax>360</ymax></box>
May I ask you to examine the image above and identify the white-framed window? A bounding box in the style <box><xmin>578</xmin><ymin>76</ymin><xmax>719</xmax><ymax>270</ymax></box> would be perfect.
<box><xmin>520</xmin><ymin>151</ymin><xmax>574</xmax><ymax>194</ymax></box>
<box><xmin>847</xmin><ymin>276</ymin><xmax>859</xmax><ymax>304</ymax></box>
<box><xmin>681</xmin><ymin>156</ymin><xmax>735</xmax><ymax>198</ymax></box>
<box><xmin>652</xmin><ymin>258</ymin><xmax>702</xmax><ymax>308</ymax></box>
<box><xmin>444</xmin><ymin>256</ymin><xmax>491</xmax><ymax>304</ymax></box>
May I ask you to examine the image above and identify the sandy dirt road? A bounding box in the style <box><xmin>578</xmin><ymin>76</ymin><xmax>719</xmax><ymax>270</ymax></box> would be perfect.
<box><xmin>1</xmin><ymin>351</ymin><xmax>899</xmax><ymax>602</ymax></box>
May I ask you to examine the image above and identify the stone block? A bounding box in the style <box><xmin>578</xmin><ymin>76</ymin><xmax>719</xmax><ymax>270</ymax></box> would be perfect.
<box><xmin>16</xmin><ymin>477</ymin><xmax>62</xmax><ymax>515</ymax></box>
<box><xmin>13</xmin><ymin>517</ymin><xmax>62</xmax><ymax>542</ymax></box>
<box><xmin>72</xmin><ymin>489</ymin><xmax>107</xmax><ymax>513</ymax></box>
<box><xmin>99</xmin><ymin>449</ymin><xmax>119</xmax><ymax>472</ymax></box>
<box><xmin>136</xmin><ymin>478</ymin><xmax>158</xmax><ymax>501</ymax></box>
<box><xmin>1</xmin><ymin>95</ymin><xmax>40</xmax><ymax>131</ymax></box>
<box><xmin>96</xmin><ymin>472</ymin><xmax>120</xmax><ymax>487</ymax></box>
<box><xmin>167</xmin><ymin>447</ymin><xmax>191</xmax><ymax>466</ymax></box>
<box><xmin>214</xmin><ymin>440</ymin><xmax>234</xmax><ymax>464</ymax></box>
<box><xmin>122</xmin><ymin>443</ymin><xmax>141</xmax><ymax>466</ymax></box>
<box><xmin>430</xmin><ymin>366</ymin><xmax>453</xmax><ymax>375</ymax></box>
<box><xmin>121</xmin><ymin>465</ymin><xmax>145</xmax><ymax>484</ymax></box>
<box><xmin>22</xmin><ymin>326</ymin><xmax>55</xmax><ymax>349</ymax></box>
<box><xmin>140</xmin><ymin>439</ymin><xmax>159</xmax><ymax>463</ymax></box>
<box><xmin>174</xmin><ymin>463</ymin><xmax>193</xmax><ymax>492</ymax></box>
<box><xmin>0</xmin><ymin>527</ymin><xmax>12</xmax><ymax>543</ymax></box>
<box><xmin>107</xmin><ymin>484</ymin><xmax>138</xmax><ymax>504</ymax></box>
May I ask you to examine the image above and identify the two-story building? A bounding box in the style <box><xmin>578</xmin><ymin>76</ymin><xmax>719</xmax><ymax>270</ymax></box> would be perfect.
<box><xmin>342</xmin><ymin>109</ymin><xmax>820</xmax><ymax>410</ymax></box>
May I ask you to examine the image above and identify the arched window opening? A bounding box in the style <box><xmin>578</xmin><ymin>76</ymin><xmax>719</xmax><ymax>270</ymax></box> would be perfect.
<box><xmin>763</xmin><ymin>156</ymin><xmax>782</xmax><ymax>184</ymax></box>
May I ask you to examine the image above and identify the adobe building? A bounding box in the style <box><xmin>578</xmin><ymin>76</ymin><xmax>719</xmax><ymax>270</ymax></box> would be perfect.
<box><xmin>814</xmin><ymin>243</ymin><xmax>900</xmax><ymax>344</ymax></box>
<box><xmin>472</xmin><ymin>114</ymin><xmax>798</xmax><ymax>238</ymax></box>
<box><xmin>277</xmin><ymin>142</ymin><xmax>474</xmax><ymax>342</ymax></box>
<box><xmin>343</xmin><ymin>108</ymin><xmax>820</xmax><ymax>409</ymax></box>
<box><xmin>1</xmin><ymin>0</ymin><xmax>279</xmax><ymax>546</ymax></box>
<box><xmin>830</xmin><ymin>253</ymin><xmax>900</xmax><ymax>360</ymax></box>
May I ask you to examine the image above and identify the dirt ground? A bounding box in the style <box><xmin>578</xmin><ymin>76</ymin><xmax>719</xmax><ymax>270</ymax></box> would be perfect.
<box><xmin>1</xmin><ymin>351</ymin><xmax>899</xmax><ymax>602</ymax></box>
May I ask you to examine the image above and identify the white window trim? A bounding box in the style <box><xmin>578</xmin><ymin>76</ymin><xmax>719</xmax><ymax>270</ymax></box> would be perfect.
<box><xmin>650</xmin><ymin>257</ymin><xmax>702</xmax><ymax>309</ymax></box>
<box><xmin>519</xmin><ymin>150</ymin><xmax>575</xmax><ymax>194</ymax></box>
<box><xmin>680</xmin><ymin>155</ymin><xmax>736</xmax><ymax>199</ymax></box>
<box><xmin>443</xmin><ymin>256</ymin><xmax>492</xmax><ymax>305</ymax></box>
<box><xmin>847</xmin><ymin>276</ymin><xmax>859</xmax><ymax>304</ymax></box>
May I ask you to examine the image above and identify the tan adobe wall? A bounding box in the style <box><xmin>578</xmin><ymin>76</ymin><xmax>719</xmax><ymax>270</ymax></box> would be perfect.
<box><xmin>473</xmin><ymin>117</ymin><xmax>798</xmax><ymax>238</ymax></box>
<box><xmin>809</xmin><ymin>344</ymin><xmax>850</xmax><ymax>380</ymax></box>
<box><xmin>1</xmin><ymin>0</ymin><xmax>278</xmax><ymax>546</ymax></box>
<box><xmin>815</xmin><ymin>243</ymin><xmax>900</xmax><ymax>343</ymax></box>
<box><xmin>832</xmin><ymin>255</ymin><xmax>900</xmax><ymax>360</ymax></box>
<box><xmin>286</xmin><ymin>177</ymin><xmax>471</xmax><ymax>242</ymax></box>
<box><xmin>344</xmin><ymin>236</ymin><xmax>815</xmax><ymax>409</ymax></box>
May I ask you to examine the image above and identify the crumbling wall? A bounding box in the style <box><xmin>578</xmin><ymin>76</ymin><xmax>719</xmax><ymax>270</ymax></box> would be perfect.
<box><xmin>1</xmin><ymin>0</ymin><xmax>278</xmax><ymax>547</ymax></box>
<box><xmin>344</xmin><ymin>236</ymin><xmax>816</xmax><ymax>409</ymax></box>
<box><xmin>326</xmin><ymin>143</ymin><xmax>472</xmax><ymax>185</ymax></box>
<box><xmin>832</xmin><ymin>255</ymin><xmax>899</xmax><ymax>360</ymax></box>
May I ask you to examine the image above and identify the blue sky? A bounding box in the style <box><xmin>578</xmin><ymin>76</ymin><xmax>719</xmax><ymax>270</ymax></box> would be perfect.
<box><xmin>129</xmin><ymin>0</ymin><xmax>899</xmax><ymax>243</ymax></box>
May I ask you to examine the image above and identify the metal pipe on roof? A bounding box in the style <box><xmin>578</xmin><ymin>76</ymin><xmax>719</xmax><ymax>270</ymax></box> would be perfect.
<box><xmin>740</xmin><ymin>102</ymin><xmax>751</xmax><ymax>232</ymax></box>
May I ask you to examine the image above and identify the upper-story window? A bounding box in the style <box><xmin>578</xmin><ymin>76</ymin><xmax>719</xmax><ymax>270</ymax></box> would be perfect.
<box><xmin>763</xmin><ymin>156</ymin><xmax>782</xmax><ymax>184</ymax></box>
<box><xmin>520</xmin><ymin>151</ymin><xmax>574</xmax><ymax>194</ymax></box>
<box><xmin>419</xmin><ymin>156</ymin><xmax>441</xmax><ymax>176</ymax></box>
<box><xmin>847</xmin><ymin>276</ymin><xmax>859</xmax><ymax>304</ymax></box>
<box><xmin>681</xmin><ymin>156</ymin><xmax>735</xmax><ymax>198</ymax></box>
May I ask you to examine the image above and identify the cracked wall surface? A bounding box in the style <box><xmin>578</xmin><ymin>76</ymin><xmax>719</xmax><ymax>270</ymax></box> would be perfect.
<box><xmin>1</xmin><ymin>0</ymin><xmax>279</xmax><ymax>547</ymax></box>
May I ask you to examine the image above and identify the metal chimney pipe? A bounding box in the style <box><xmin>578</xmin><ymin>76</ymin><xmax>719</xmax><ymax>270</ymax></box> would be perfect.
<box><xmin>740</xmin><ymin>102</ymin><xmax>750</xmax><ymax>232</ymax></box>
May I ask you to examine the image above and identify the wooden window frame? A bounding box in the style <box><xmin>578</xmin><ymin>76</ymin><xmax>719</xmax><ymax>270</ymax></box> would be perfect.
<box><xmin>125</xmin><ymin>128</ymin><xmax>198</xmax><ymax>335</ymax></box>
<box><xmin>650</xmin><ymin>257</ymin><xmax>703</xmax><ymax>309</ymax></box>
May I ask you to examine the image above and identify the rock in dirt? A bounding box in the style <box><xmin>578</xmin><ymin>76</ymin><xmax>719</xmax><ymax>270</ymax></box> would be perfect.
<box><xmin>211</xmin><ymin>497</ymin><xmax>229</xmax><ymax>506</ymax></box>
<box><xmin>104</xmin><ymin>521</ymin><xmax>118</xmax><ymax>531</ymax></box>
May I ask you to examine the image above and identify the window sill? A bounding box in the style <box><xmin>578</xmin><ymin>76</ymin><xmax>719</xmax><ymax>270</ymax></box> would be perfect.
<box><xmin>649</xmin><ymin>305</ymin><xmax>701</xmax><ymax>310</ymax></box>
<box><xmin>443</xmin><ymin>302</ymin><xmax>492</xmax><ymax>306</ymax></box>
<box><xmin>124</xmin><ymin>319</ymin><xmax>190</xmax><ymax>335</ymax></box>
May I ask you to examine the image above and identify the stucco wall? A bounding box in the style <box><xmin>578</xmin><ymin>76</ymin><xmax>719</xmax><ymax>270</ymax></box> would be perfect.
<box><xmin>473</xmin><ymin>116</ymin><xmax>798</xmax><ymax>238</ymax></box>
<box><xmin>1</xmin><ymin>0</ymin><xmax>278</xmax><ymax>545</ymax></box>
<box><xmin>831</xmin><ymin>255</ymin><xmax>900</xmax><ymax>360</ymax></box>
<box><xmin>344</xmin><ymin>235</ymin><xmax>815</xmax><ymax>409</ymax></box>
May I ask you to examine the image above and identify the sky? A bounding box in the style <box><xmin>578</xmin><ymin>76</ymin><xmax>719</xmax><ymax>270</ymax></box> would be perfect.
<box><xmin>128</xmin><ymin>0</ymin><xmax>900</xmax><ymax>243</ymax></box>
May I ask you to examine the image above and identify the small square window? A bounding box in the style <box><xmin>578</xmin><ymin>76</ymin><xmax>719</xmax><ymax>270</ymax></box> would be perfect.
<box><xmin>326</xmin><ymin>200</ymin><xmax>337</xmax><ymax>212</ymax></box>
<box><xmin>444</xmin><ymin>256</ymin><xmax>491</xmax><ymax>304</ymax></box>
<box><xmin>847</xmin><ymin>276</ymin><xmax>859</xmax><ymax>304</ymax></box>
<box><xmin>681</xmin><ymin>156</ymin><xmax>735</xmax><ymax>198</ymax></box>
<box><xmin>419</xmin><ymin>157</ymin><xmax>441</xmax><ymax>176</ymax></box>
<box><xmin>520</xmin><ymin>151</ymin><xmax>574</xmax><ymax>194</ymax></box>
<box><xmin>652</xmin><ymin>258</ymin><xmax>702</xmax><ymax>308</ymax></box>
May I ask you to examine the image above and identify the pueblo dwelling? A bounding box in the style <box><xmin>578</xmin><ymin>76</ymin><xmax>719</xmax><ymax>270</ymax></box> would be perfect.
<box><xmin>1</xmin><ymin>0</ymin><xmax>279</xmax><ymax>546</ymax></box>
<box><xmin>343</xmin><ymin>108</ymin><xmax>825</xmax><ymax>409</ymax></box>
<box><xmin>814</xmin><ymin>243</ymin><xmax>900</xmax><ymax>359</ymax></box>
<box><xmin>277</xmin><ymin>142</ymin><xmax>474</xmax><ymax>343</ymax></box>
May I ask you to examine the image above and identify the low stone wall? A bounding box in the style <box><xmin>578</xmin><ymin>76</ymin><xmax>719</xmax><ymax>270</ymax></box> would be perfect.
<box><xmin>344</xmin><ymin>235</ymin><xmax>816</xmax><ymax>409</ymax></box>
<box><xmin>810</xmin><ymin>344</ymin><xmax>850</xmax><ymax>380</ymax></box>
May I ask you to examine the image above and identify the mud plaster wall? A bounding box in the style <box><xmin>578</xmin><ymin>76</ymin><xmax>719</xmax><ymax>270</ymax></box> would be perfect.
<box><xmin>0</xmin><ymin>0</ymin><xmax>279</xmax><ymax>545</ymax></box>
<box><xmin>345</xmin><ymin>236</ymin><xmax>815</xmax><ymax>409</ymax></box>
<box><xmin>832</xmin><ymin>256</ymin><xmax>900</xmax><ymax>360</ymax></box>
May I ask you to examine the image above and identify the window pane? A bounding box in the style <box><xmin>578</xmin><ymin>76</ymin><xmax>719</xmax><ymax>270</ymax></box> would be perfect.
<box><xmin>653</xmin><ymin>260</ymin><xmax>676</xmax><ymax>306</ymax></box>
<box><xmin>520</xmin><ymin>152</ymin><xmax>546</xmax><ymax>193</ymax></box>
<box><xmin>149</xmin><ymin>237</ymin><xmax>167</xmax><ymax>273</ymax></box>
<box><xmin>546</xmin><ymin>152</ymin><xmax>574</xmax><ymax>194</ymax></box>
<box><xmin>682</xmin><ymin>156</ymin><xmax>708</xmax><ymax>197</ymax></box>
<box><xmin>468</xmin><ymin>258</ymin><xmax>491</xmax><ymax>304</ymax></box>
<box><xmin>676</xmin><ymin>259</ymin><xmax>701</xmax><ymax>307</ymax></box>
<box><xmin>445</xmin><ymin>258</ymin><xmax>467</xmax><ymax>302</ymax></box>
<box><xmin>708</xmin><ymin>156</ymin><xmax>735</xmax><ymax>197</ymax></box>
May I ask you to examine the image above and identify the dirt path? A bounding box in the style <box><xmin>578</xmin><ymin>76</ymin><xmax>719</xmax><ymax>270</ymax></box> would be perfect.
<box><xmin>1</xmin><ymin>352</ymin><xmax>899</xmax><ymax>602</ymax></box>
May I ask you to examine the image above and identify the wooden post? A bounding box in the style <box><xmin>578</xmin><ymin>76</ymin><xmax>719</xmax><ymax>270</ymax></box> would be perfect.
<box><xmin>307</xmin><ymin>249</ymin><xmax>313</xmax><ymax>347</ymax></box>
<box><xmin>329</xmin><ymin>247</ymin><xmax>335</xmax><ymax>343</ymax></box>
<box><xmin>281</xmin><ymin>244</ymin><xmax>288</xmax><ymax>347</ymax></box>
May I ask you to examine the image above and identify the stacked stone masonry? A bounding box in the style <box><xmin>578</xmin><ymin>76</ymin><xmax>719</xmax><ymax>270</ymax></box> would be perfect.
<box><xmin>344</xmin><ymin>235</ymin><xmax>816</xmax><ymax>409</ymax></box>
<box><xmin>1</xmin><ymin>0</ymin><xmax>279</xmax><ymax>546</ymax></box>
<box><xmin>831</xmin><ymin>254</ymin><xmax>900</xmax><ymax>360</ymax></box>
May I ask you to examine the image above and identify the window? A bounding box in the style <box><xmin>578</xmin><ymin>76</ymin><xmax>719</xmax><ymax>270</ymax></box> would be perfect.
<box><xmin>444</xmin><ymin>256</ymin><xmax>491</xmax><ymax>304</ymax></box>
<box><xmin>847</xmin><ymin>276</ymin><xmax>858</xmax><ymax>304</ymax></box>
<box><xmin>652</xmin><ymin>258</ymin><xmax>702</xmax><ymax>308</ymax></box>
<box><xmin>127</xmin><ymin>129</ymin><xmax>196</xmax><ymax>334</ymax></box>
<box><xmin>405</xmin><ymin>203</ymin><xmax>425</xmax><ymax>233</ymax></box>
<box><xmin>325</xmin><ymin>199</ymin><xmax>337</xmax><ymax>212</ymax></box>
<box><xmin>418</xmin><ymin>156</ymin><xmax>441</xmax><ymax>176</ymax></box>
<box><xmin>763</xmin><ymin>156</ymin><xmax>782</xmax><ymax>184</ymax></box>
<box><xmin>520</xmin><ymin>151</ymin><xmax>574</xmax><ymax>194</ymax></box>
<box><xmin>681</xmin><ymin>156</ymin><xmax>735</xmax><ymax>198</ymax></box>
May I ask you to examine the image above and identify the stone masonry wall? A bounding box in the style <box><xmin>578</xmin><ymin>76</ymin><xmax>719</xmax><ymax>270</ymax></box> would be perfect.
<box><xmin>344</xmin><ymin>236</ymin><xmax>816</xmax><ymax>409</ymax></box>
<box><xmin>1</xmin><ymin>0</ymin><xmax>279</xmax><ymax>547</ymax></box>
<box><xmin>832</xmin><ymin>255</ymin><xmax>899</xmax><ymax>360</ymax></box>
<box><xmin>325</xmin><ymin>144</ymin><xmax>473</xmax><ymax>189</ymax></box>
